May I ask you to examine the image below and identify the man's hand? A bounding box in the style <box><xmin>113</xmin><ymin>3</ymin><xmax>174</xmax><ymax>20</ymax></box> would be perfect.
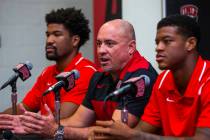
<box><xmin>0</xmin><ymin>114</ymin><xmax>27</xmax><ymax>134</ymax></box>
<box><xmin>88</xmin><ymin>120</ymin><xmax>137</xmax><ymax>140</ymax></box>
<box><xmin>0</xmin><ymin>103</ymin><xmax>27</xmax><ymax>134</ymax></box>
<box><xmin>20</xmin><ymin>104</ymin><xmax>58</xmax><ymax>138</ymax></box>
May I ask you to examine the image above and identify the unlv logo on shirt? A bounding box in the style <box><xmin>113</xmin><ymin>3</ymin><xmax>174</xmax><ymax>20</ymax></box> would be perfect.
<box><xmin>180</xmin><ymin>4</ymin><xmax>198</xmax><ymax>21</ymax></box>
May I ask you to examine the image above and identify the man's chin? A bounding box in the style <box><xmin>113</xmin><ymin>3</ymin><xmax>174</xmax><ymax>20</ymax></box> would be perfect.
<box><xmin>46</xmin><ymin>55</ymin><xmax>58</xmax><ymax>61</ymax></box>
<box><xmin>101</xmin><ymin>67</ymin><xmax>112</xmax><ymax>72</ymax></box>
<box><xmin>158</xmin><ymin>65</ymin><xmax>167</xmax><ymax>70</ymax></box>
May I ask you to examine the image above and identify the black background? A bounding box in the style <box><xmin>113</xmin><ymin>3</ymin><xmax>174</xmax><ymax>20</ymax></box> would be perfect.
<box><xmin>166</xmin><ymin>0</ymin><xmax>210</xmax><ymax>59</ymax></box>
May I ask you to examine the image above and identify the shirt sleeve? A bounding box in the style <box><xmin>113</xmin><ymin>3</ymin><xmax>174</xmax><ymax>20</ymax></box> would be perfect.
<box><xmin>60</xmin><ymin>67</ymin><xmax>96</xmax><ymax>105</ymax></box>
<box><xmin>197</xmin><ymin>80</ymin><xmax>210</xmax><ymax>128</ymax></box>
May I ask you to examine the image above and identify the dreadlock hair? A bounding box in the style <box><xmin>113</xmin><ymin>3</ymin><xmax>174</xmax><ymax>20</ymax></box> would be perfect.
<box><xmin>45</xmin><ymin>7</ymin><xmax>90</xmax><ymax>50</ymax></box>
<box><xmin>157</xmin><ymin>14</ymin><xmax>200</xmax><ymax>49</ymax></box>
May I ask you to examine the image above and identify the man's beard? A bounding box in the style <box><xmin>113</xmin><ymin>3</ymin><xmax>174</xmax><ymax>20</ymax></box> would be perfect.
<box><xmin>101</xmin><ymin>66</ymin><xmax>113</xmax><ymax>72</ymax></box>
<box><xmin>46</xmin><ymin>50</ymin><xmax>58</xmax><ymax>60</ymax></box>
<box><xmin>45</xmin><ymin>46</ymin><xmax>58</xmax><ymax>60</ymax></box>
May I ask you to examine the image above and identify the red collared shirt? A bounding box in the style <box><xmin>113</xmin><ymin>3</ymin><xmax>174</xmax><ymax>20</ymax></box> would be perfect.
<box><xmin>141</xmin><ymin>56</ymin><xmax>210</xmax><ymax>136</ymax></box>
<box><xmin>23</xmin><ymin>53</ymin><xmax>97</xmax><ymax>114</ymax></box>
<box><xmin>119</xmin><ymin>51</ymin><xmax>149</xmax><ymax>80</ymax></box>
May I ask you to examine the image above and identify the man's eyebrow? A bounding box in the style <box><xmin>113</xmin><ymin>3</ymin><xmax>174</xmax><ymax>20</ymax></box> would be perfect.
<box><xmin>46</xmin><ymin>30</ymin><xmax>62</xmax><ymax>34</ymax></box>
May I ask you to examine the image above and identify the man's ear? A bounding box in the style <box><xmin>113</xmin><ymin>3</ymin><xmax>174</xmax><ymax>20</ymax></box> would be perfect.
<box><xmin>72</xmin><ymin>35</ymin><xmax>80</xmax><ymax>48</ymax></box>
<box><xmin>128</xmin><ymin>40</ymin><xmax>136</xmax><ymax>55</ymax></box>
<box><xmin>186</xmin><ymin>37</ymin><xmax>197</xmax><ymax>51</ymax></box>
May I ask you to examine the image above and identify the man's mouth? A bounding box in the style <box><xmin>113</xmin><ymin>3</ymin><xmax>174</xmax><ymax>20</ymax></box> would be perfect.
<box><xmin>156</xmin><ymin>54</ymin><xmax>165</xmax><ymax>62</ymax></box>
<box><xmin>46</xmin><ymin>46</ymin><xmax>56</xmax><ymax>53</ymax></box>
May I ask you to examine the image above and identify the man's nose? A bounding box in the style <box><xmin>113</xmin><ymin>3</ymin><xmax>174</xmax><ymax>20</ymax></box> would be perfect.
<box><xmin>97</xmin><ymin>43</ymin><xmax>107</xmax><ymax>54</ymax></box>
<box><xmin>47</xmin><ymin>35</ymin><xmax>55</xmax><ymax>45</ymax></box>
<box><xmin>155</xmin><ymin>42</ymin><xmax>165</xmax><ymax>52</ymax></box>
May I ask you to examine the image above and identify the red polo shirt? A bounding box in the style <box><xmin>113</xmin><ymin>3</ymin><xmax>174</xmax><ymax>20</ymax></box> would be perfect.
<box><xmin>23</xmin><ymin>53</ymin><xmax>97</xmax><ymax>114</ymax></box>
<box><xmin>141</xmin><ymin>56</ymin><xmax>210</xmax><ymax>136</ymax></box>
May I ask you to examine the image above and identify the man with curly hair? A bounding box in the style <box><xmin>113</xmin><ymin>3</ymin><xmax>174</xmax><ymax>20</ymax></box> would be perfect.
<box><xmin>0</xmin><ymin>7</ymin><xmax>97</xmax><ymax>120</ymax></box>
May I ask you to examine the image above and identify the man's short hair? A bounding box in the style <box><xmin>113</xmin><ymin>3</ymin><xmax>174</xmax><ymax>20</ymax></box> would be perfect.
<box><xmin>45</xmin><ymin>7</ymin><xmax>90</xmax><ymax>49</ymax></box>
<box><xmin>157</xmin><ymin>15</ymin><xmax>200</xmax><ymax>46</ymax></box>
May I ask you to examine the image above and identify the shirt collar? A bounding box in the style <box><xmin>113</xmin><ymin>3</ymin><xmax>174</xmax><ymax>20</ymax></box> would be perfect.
<box><xmin>54</xmin><ymin>53</ymin><xmax>83</xmax><ymax>74</ymax></box>
<box><xmin>119</xmin><ymin>51</ymin><xmax>147</xmax><ymax>80</ymax></box>
<box><xmin>159</xmin><ymin>56</ymin><xmax>206</xmax><ymax>93</ymax></box>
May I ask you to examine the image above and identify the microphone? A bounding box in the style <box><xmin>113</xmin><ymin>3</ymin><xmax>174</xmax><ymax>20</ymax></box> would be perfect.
<box><xmin>138</xmin><ymin>75</ymin><xmax>150</xmax><ymax>86</ymax></box>
<box><xmin>105</xmin><ymin>75</ymin><xmax>150</xmax><ymax>100</ymax></box>
<box><xmin>105</xmin><ymin>83</ymin><xmax>137</xmax><ymax>100</ymax></box>
<box><xmin>43</xmin><ymin>69</ymin><xmax>80</xmax><ymax>96</ymax></box>
<box><xmin>0</xmin><ymin>61</ymin><xmax>33</xmax><ymax>90</ymax></box>
<box><xmin>135</xmin><ymin>75</ymin><xmax>150</xmax><ymax>97</ymax></box>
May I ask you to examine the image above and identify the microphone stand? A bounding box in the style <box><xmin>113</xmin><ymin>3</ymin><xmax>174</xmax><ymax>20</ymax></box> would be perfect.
<box><xmin>54</xmin><ymin>89</ymin><xmax>61</xmax><ymax>126</ymax></box>
<box><xmin>11</xmin><ymin>79</ymin><xmax>18</xmax><ymax>115</ymax></box>
<box><xmin>121</xmin><ymin>96</ymin><xmax>128</xmax><ymax>124</ymax></box>
<box><xmin>54</xmin><ymin>89</ymin><xmax>64</xmax><ymax>140</ymax></box>
<box><xmin>103</xmin><ymin>94</ymin><xmax>129</xmax><ymax>124</ymax></box>
<box><xmin>1</xmin><ymin>77</ymin><xmax>18</xmax><ymax>140</ymax></box>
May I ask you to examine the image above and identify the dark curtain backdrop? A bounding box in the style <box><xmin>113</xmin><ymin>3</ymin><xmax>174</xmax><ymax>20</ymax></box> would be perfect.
<box><xmin>165</xmin><ymin>0</ymin><xmax>210</xmax><ymax>59</ymax></box>
<box><xmin>93</xmin><ymin>0</ymin><xmax>122</xmax><ymax>65</ymax></box>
